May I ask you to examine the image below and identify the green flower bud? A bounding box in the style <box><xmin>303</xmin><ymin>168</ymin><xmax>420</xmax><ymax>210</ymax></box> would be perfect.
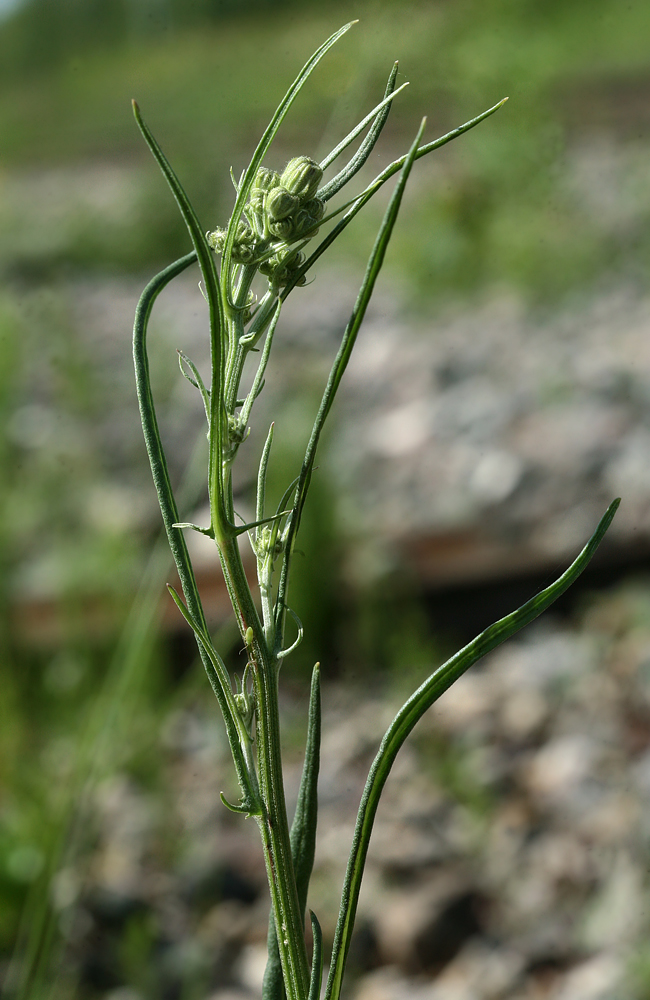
<box><xmin>259</xmin><ymin>248</ymin><xmax>306</xmax><ymax>289</ymax></box>
<box><xmin>293</xmin><ymin>209</ymin><xmax>310</xmax><ymax>236</ymax></box>
<box><xmin>280</xmin><ymin>156</ymin><xmax>323</xmax><ymax>201</ymax></box>
<box><xmin>252</xmin><ymin>166</ymin><xmax>281</xmax><ymax>193</ymax></box>
<box><xmin>268</xmin><ymin>217</ymin><xmax>295</xmax><ymax>241</ymax></box>
<box><xmin>266</xmin><ymin>186</ymin><xmax>299</xmax><ymax>221</ymax></box>
<box><xmin>229</xmin><ymin>221</ymin><xmax>258</xmax><ymax>263</ymax></box>
<box><xmin>248</xmin><ymin>190</ymin><xmax>265</xmax><ymax>214</ymax></box>
<box><xmin>293</xmin><ymin>197</ymin><xmax>325</xmax><ymax>238</ymax></box>
<box><xmin>303</xmin><ymin>197</ymin><xmax>325</xmax><ymax>222</ymax></box>
<box><xmin>232</xmin><ymin>243</ymin><xmax>256</xmax><ymax>264</ymax></box>
<box><xmin>247</xmin><ymin>190</ymin><xmax>267</xmax><ymax>236</ymax></box>
<box><xmin>277</xmin><ymin>246</ymin><xmax>304</xmax><ymax>268</ymax></box>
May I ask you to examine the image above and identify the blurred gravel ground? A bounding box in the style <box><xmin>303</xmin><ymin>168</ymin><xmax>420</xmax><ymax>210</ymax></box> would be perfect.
<box><xmin>47</xmin><ymin>579</ymin><xmax>650</xmax><ymax>1000</ymax></box>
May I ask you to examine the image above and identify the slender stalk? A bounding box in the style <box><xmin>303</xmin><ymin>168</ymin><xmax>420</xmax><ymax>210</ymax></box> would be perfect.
<box><xmin>254</xmin><ymin>661</ymin><xmax>311</xmax><ymax>1000</ymax></box>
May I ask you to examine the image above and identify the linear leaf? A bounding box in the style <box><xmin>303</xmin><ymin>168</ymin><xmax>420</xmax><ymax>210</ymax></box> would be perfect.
<box><xmin>239</xmin><ymin>299</ymin><xmax>282</xmax><ymax>429</ymax></box>
<box><xmin>132</xmin><ymin>103</ymin><xmax>228</xmax><ymax>529</ymax></box>
<box><xmin>256</xmin><ymin>423</ymin><xmax>275</xmax><ymax>539</ymax></box>
<box><xmin>283</xmin><ymin>98</ymin><xmax>508</xmax><ymax>298</ymax></box>
<box><xmin>133</xmin><ymin>253</ymin><xmax>206</xmax><ymax>631</ymax></box>
<box><xmin>133</xmin><ymin>255</ymin><xmax>260</xmax><ymax>813</ymax></box>
<box><xmin>320</xmin><ymin>62</ymin><xmax>402</xmax><ymax>171</ymax></box>
<box><xmin>319</xmin><ymin>62</ymin><xmax>403</xmax><ymax>200</ymax></box>
<box><xmin>275</xmin><ymin>119</ymin><xmax>426</xmax><ymax>638</ymax></box>
<box><xmin>222</xmin><ymin>22</ymin><xmax>356</xmax><ymax>290</ymax></box>
<box><xmin>308</xmin><ymin>912</ymin><xmax>323</xmax><ymax>1000</ymax></box>
<box><xmin>167</xmin><ymin>585</ymin><xmax>260</xmax><ymax>814</ymax></box>
<box><xmin>324</xmin><ymin>498</ymin><xmax>619</xmax><ymax>1000</ymax></box>
<box><xmin>178</xmin><ymin>350</ymin><xmax>211</xmax><ymax>423</ymax></box>
<box><xmin>291</xmin><ymin>662</ymin><xmax>321</xmax><ymax>916</ymax></box>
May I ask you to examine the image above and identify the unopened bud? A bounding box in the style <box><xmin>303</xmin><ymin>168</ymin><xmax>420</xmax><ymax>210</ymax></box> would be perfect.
<box><xmin>268</xmin><ymin>217</ymin><xmax>294</xmax><ymax>241</ymax></box>
<box><xmin>252</xmin><ymin>166</ymin><xmax>281</xmax><ymax>193</ymax></box>
<box><xmin>248</xmin><ymin>190</ymin><xmax>265</xmax><ymax>215</ymax></box>
<box><xmin>303</xmin><ymin>197</ymin><xmax>325</xmax><ymax>221</ymax></box>
<box><xmin>280</xmin><ymin>156</ymin><xmax>323</xmax><ymax>201</ymax></box>
<box><xmin>294</xmin><ymin>197</ymin><xmax>325</xmax><ymax>237</ymax></box>
<box><xmin>266</xmin><ymin>187</ymin><xmax>299</xmax><ymax>221</ymax></box>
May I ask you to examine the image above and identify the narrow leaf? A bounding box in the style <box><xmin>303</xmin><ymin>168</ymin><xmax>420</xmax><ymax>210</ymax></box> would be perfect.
<box><xmin>319</xmin><ymin>62</ymin><xmax>402</xmax><ymax>171</ymax></box>
<box><xmin>324</xmin><ymin>498</ymin><xmax>619</xmax><ymax>1000</ymax></box>
<box><xmin>178</xmin><ymin>350</ymin><xmax>211</xmax><ymax>423</ymax></box>
<box><xmin>132</xmin><ymin>104</ymin><xmax>219</xmax><ymax>305</ymax></box>
<box><xmin>132</xmin><ymin>102</ymin><xmax>229</xmax><ymax>530</ymax></box>
<box><xmin>220</xmin><ymin>791</ymin><xmax>254</xmax><ymax>816</ymax></box>
<box><xmin>277</xmin><ymin>608</ymin><xmax>304</xmax><ymax>661</ymax></box>
<box><xmin>275</xmin><ymin>120</ymin><xmax>426</xmax><ymax>639</ymax></box>
<box><xmin>291</xmin><ymin>662</ymin><xmax>321</xmax><ymax>915</ymax></box>
<box><xmin>232</xmin><ymin>510</ymin><xmax>292</xmax><ymax>538</ymax></box>
<box><xmin>133</xmin><ymin>254</ymin><xmax>205</xmax><ymax>631</ymax></box>
<box><xmin>319</xmin><ymin>62</ymin><xmax>403</xmax><ymax>200</ymax></box>
<box><xmin>256</xmin><ymin>423</ymin><xmax>275</xmax><ymax>539</ymax></box>
<box><xmin>308</xmin><ymin>912</ymin><xmax>323</xmax><ymax>1000</ymax></box>
<box><xmin>283</xmin><ymin>98</ymin><xmax>508</xmax><ymax>298</ymax></box>
<box><xmin>171</xmin><ymin>522</ymin><xmax>214</xmax><ymax>536</ymax></box>
<box><xmin>167</xmin><ymin>585</ymin><xmax>261</xmax><ymax>814</ymax></box>
<box><xmin>223</xmin><ymin>22</ymin><xmax>356</xmax><ymax>289</ymax></box>
<box><xmin>239</xmin><ymin>299</ymin><xmax>283</xmax><ymax>429</ymax></box>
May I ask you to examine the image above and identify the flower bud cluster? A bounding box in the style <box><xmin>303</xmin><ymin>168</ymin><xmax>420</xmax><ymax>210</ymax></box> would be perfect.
<box><xmin>207</xmin><ymin>156</ymin><xmax>326</xmax><ymax>290</ymax></box>
<box><xmin>251</xmin><ymin>156</ymin><xmax>325</xmax><ymax>243</ymax></box>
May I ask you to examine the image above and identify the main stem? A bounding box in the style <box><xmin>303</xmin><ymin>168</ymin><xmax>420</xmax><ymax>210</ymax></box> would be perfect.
<box><xmin>219</xmin><ymin>533</ymin><xmax>310</xmax><ymax>1000</ymax></box>
<box><xmin>212</xmin><ymin>285</ymin><xmax>311</xmax><ymax>1000</ymax></box>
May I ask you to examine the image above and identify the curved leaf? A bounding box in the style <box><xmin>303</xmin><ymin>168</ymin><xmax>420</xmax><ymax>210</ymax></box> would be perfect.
<box><xmin>324</xmin><ymin>498</ymin><xmax>619</xmax><ymax>1000</ymax></box>
<box><xmin>133</xmin><ymin>255</ymin><xmax>259</xmax><ymax>811</ymax></box>
<box><xmin>132</xmin><ymin>103</ymin><xmax>228</xmax><ymax>531</ymax></box>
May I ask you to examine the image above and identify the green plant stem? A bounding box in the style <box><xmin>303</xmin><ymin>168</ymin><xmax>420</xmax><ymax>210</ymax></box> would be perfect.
<box><xmin>254</xmin><ymin>659</ymin><xmax>311</xmax><ymax>1000</ymax></box>
<box><xmin>212</xmin><ymin>313</ymin><xmax>311</xmax><ymax>1000</ymax></box>
<box><xmin>218</xmin><ymin>535</ymin><xmax>310</xmax><ymax>1000</ymax></box>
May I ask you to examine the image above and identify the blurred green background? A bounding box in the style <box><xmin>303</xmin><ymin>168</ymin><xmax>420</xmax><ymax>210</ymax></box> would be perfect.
<box><xmin>2</xmin><ymin>1</ymin><xmax>650</xmax><ymax>998</ymax></box>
